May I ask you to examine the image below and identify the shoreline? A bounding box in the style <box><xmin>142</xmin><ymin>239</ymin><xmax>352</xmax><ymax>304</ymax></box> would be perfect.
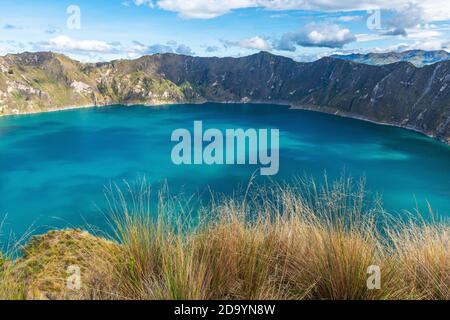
<box><xmin>0</xmin><ymin>100</ymin><xmax>178</xmax><ymax>118</ymax></box>
<box><xmin>0</xmin><ymin>100</ymin><xmax>448</xmax><ymax>146</ymax></box>
<box><xmin>286</xmin><ymin>103</ymin><xmax>449</xmax><ymax>145</ymax></box>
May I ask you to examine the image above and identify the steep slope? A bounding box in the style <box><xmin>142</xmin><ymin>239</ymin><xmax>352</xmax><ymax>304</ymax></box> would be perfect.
<box><xmin>0</xmin><ymin>51</ymin><xmax>449</xmax><ymax>144</ymax></box>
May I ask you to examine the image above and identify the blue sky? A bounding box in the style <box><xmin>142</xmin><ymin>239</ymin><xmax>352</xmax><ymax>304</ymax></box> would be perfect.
<box><xmin>1</xmin><ymin>0</ymin><xmax>450</xmax><ymax>62</ymax></box>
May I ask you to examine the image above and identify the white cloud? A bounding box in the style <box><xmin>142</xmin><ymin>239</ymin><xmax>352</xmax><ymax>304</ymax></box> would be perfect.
<box><xmin>123</xmin><ymin>0</ymin><xmax>155</xmax><ymax>7</ymax></box>
<box><xmin>126</xmin><ymin>0</ymin><xmax>450</xmax><ymax>54</ymax></box>
<box><xmin>134</xmin><ymin>0</ymin><xmax>450</xmax><ymax>22</ymax></box>
<box><xmin>406</xmin><ymin>26</ymin><xmax>442</xmax><ymax>40</ymax></box>
<box><xmin>383</xmin><ymin>3</ymin><xmax>425</xmax><ymax>36</ymax></box>
<box><xmin>0</xmin><ymin>40</ymin><xmax>26</xmax><ymax>56</ymax></box>
<box><xmin>392</xmin><ymin>40</ymin><xmax>450</xmax><ymax>51</ymax></box>
<box><xmin>134</xmin><ymin>0</ymin><xmax>154</xmax><ymax>6</ymax></box>
<box><xmin>157</xmin><ymin>0</ymin><xmax>255</xmax><ymax>19</ymax></box>
<box><xmin>276</xmin><ymin>23</ymin><xmax>356</xmax><ymax>50</ymax></box>
<box><xmin>32</xmin><ymin>36</ymin><xmax>195</xmax><ymax>59</ymax></box>
<box><xmin>378</xmin><ymin>22</ymin><xmax>447</xmax><ymax>42</ymax></box>
<box><xmin>356</xmin><ymin>33</ymin><xmax>389</xmax><ymax>42</ymax></box>
<box><xmin>338</xmin><ymin>15</ymin><xmax>361</xmax><ymax>22</ymax></box>
<box><xmin>175</xmin><ymin>43</ymin><xmax>195</xmax><ymax>55</ymax></box>
<box><xmin>125</xmin><ymin>40</ymin><xmax>195</xmax><ymax>58</ymax></box>
<box><xmin>36</xmin><ymin>35</ymin><xmax>117</xmax><ymax>53</ymax></box>
<box><xmin>344</xmin><ymin>39</ymin><xmax>450</xmax><ymax>53</ymax></box>
<box><xmin>3</xmin><ymin>24</ymin><xmax>22</xmax><ymax>30</ymax></box>
<box><xmin>205</xmin><ymin>46</ymin><xmax>220</xmax><ymax>52</ymax></box>
<box><xmin>226</xmin><ymin>36</ymin><xmax>272</xmax><ymax>51</ymax></box>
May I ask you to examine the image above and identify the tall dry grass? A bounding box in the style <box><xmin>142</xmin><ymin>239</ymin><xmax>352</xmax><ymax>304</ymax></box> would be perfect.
<box><xmin>94</xmin><ymin>176</ymin><xmax>448</xmax><ymax>300</ymax></box>
<box><xmin>1</xmin><ymin>176</ymin><xmax>448</xmax><ymax>300</ymax></box>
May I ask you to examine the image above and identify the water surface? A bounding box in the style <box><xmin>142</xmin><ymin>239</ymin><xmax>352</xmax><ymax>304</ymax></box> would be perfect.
<box><xmin>0</xmin><ymin>104</ymin><xmax>449</xmax><ymax>239</ymax></box>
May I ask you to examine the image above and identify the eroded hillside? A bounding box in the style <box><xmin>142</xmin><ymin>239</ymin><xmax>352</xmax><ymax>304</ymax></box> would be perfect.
<box><xmin>0</xmin><ymin>51</ymin><xmax>449</xmax><ymax>143</ymax></box>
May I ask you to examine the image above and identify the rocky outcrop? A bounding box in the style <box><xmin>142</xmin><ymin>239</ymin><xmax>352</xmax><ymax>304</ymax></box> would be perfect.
<box><xmin>0</xmin><ymin>51</ymin><xmax>449</xmax><ymax>144</ymax></box>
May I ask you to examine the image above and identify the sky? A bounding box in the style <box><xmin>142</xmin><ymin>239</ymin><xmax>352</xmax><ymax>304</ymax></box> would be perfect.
<box><xmin>1</xmin><ymin>0</ymin><xmax>450</xmax><ymax>62</ymax></box>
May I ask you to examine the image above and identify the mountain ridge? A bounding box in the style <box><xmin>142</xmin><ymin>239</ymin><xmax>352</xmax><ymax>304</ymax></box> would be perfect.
<box><xmin>0</xmin><ymin>51</ymin><xmax>449</xmax><ymax>144</ymax></box>
<box><xmin>332</xmin><ymin>50</ymin><xmax>450</xmax><ymax>67</ymax></box>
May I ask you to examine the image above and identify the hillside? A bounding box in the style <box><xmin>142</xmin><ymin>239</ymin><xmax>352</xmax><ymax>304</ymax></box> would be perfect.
<box><xmin>0</xmin><ymin>51</ymin><xmax>449</xmax><ymax>144</ymax></box>
<box><xmin>1</xmin><ymin>180</ymin><xmax>448</xmax><ymax>300</ymax></box>
<box><xmin>332</xmin><ymin>50</ymin><xmax>450</xmax><ymax>67</ymax></box>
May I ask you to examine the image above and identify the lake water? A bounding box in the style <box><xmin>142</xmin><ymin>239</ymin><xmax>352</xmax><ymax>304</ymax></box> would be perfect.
<box><xmin>0</xmin><ymin>103</ymin><xmax>449</xmax><ymax>240</ymax></box>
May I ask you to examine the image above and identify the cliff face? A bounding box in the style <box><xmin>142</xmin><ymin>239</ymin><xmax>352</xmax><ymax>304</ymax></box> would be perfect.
<box><xmin>0</xmin><ymin>51</ymin><xmax>449</xmax><ymax>143</ymax></box>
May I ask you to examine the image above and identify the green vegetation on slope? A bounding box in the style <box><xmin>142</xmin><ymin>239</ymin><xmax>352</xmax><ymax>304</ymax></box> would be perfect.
<box><xmin>0</xmin><ymin>52</ymin><xmax>201</xmax><ymax>116</ymax></box>
<box><xmin>1</xmin><ymin>51</ymin><xmax>449</xmax><ymax>143</ymax></box>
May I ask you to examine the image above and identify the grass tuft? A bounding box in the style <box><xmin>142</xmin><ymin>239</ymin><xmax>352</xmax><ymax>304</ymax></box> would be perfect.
<box><xmin>1</xmin><ymin>176</ymin><xmax>448</xmax><ymax>300</ymax></box>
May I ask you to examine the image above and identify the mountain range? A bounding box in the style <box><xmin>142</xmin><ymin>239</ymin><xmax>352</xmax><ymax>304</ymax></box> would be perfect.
<box><xmin>0</xmin><ymin>51</ymin><xmax>449</xmax><ymax>144</ymax></box>
<box><xmin>332</xmin><ymin>50</ymin><xmax>450</xmax><ymax>67</ymax></box>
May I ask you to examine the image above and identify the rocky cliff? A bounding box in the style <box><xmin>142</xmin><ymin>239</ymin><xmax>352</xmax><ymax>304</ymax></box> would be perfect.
<box><xmin>0</xmin><ymin>51</ymin><xmax>449</xmax><ymax>143</ymax></box>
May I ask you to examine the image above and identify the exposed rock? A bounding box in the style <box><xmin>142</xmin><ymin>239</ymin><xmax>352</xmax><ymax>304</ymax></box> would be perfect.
<box><xmin>0</xmin><ymin>51</ymin><xmax>449</xmax><ymax>144</ymax></box>
<box><xmin>70</xmin><ymin>81</ymin><xmax>92</xmax><ymax>95</ymax></box>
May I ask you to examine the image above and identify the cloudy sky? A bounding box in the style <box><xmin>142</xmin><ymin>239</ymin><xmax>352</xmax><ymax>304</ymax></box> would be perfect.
<box><xmin>1</xmin><ymin>0</ymin><xmax>450</xmax><ymax>62</ymax></box>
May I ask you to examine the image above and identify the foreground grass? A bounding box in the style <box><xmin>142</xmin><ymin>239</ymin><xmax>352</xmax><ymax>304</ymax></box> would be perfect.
<box><xmin>0</xmin><ymin>177</ymin><xmax>448</xmax><ymax>300</ymax></box>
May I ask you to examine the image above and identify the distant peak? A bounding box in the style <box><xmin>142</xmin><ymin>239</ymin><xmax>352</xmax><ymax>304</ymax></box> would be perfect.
<box><xmin>247</xmin><ymin>51</ymin><xmax>294</xmax><ymax>63</ymax></box>
<box><xmin>330</xmin><ymin>50</ymin><xmax>450</xmax><ymax>67</ymax></box>
<box><xmin>255</xmin><ymin>51</ymin><xmax>273</xmax><ymax>56</ymax></box>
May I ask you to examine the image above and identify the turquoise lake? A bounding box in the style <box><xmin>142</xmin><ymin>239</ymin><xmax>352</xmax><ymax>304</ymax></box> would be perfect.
<box><xmin>0</xmin><ymin>103</ymin><xmax>449</xmax><ymax>240</ymax></box>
